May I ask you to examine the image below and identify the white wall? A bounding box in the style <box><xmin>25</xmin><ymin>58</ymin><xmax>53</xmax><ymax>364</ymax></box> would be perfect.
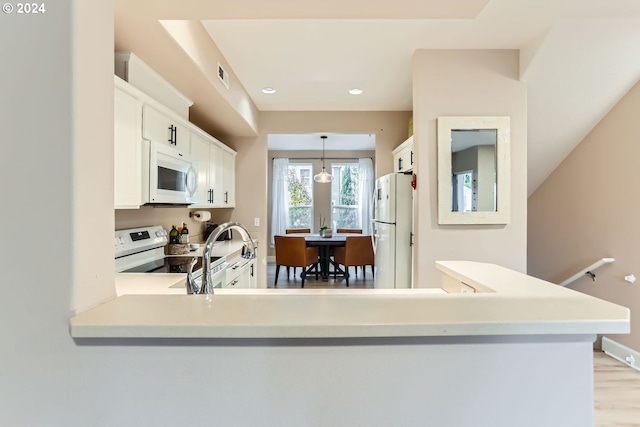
<box><xmin>2</xmin><ymin>5</ymin><xmax>593</xmax><ymax>426</ymax></box>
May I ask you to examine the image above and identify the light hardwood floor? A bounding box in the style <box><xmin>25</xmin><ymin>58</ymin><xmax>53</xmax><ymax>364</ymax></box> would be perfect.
<box><xmin>594</xmin><ymin>351</ymin><xmax>640</xmax><ymax>427</ymax></box>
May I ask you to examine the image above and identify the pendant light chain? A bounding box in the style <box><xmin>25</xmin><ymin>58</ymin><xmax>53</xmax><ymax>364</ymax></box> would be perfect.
<box><xmin>314</xmin><ymin>135</ymin><xmax>333</xmax><ymax>183</ymax></box>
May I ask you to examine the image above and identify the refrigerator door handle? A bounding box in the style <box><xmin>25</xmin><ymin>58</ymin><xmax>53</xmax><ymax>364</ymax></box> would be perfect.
<box><xmin>370</xmin><ymin>219</ymin><xmax>378</xmax><ymax>255</ymax></box>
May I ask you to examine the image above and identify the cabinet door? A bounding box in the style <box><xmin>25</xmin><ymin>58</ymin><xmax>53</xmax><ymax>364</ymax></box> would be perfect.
<box><xmin>222</xmin><ymin>149</ymin><xmax>236</xmax><ymax>207</ymax></box>
<box><xmin>210</xmin><ymin>143</ymin><xmax>225</xmax><ymax>207</ymax></box>
<box><xmin>142</xmin><ymin>104</ymin><xmax>189</xmax><ymax>150</ymax></box>
<box><xmin>189</xmin><ymin>132</ymin><xmax>215</xmax><ymax>207</ymax></box>
<box><xmin>248</xmin><ymin>259</ymin><xmax>257</xmax><ymax>288</ymax></box>
<box><xmin>237</xmin><ymin>260</ymin><xmax>252</xmax><ymax>289</ymax></box>
<box><xmin>393</xmin><ymin>136</ymin><xmax>414</xmax><ymax>173</ymax></box>
<box><xmin>114</xmin><ymin>86</ymin><xmax>142</xmax><ymax>209</ymax></box>
<box><xmin>394</xmin><ymin>147</ymin><xmax>410</xmax><ymax>173</ymax></box>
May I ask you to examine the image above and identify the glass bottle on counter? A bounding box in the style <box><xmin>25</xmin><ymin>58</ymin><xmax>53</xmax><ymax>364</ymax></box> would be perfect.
<box><xmin>169</xmin><ymin>225</ymin><xmax>179</xmax><ymax>244</ymax></box>
<box><xmin>180</xmin><ymin>222</ymin><xmax>189</xmax><ymax>244</ymax></box>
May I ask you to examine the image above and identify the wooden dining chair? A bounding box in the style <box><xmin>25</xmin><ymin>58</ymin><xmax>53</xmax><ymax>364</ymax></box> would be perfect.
<box><xmin>336</xmin><ymin>228</ymin><xmax>362</xmax><ymax>234</ymax></box>
<box><xmin>332</xmin><ymin>236</ymin><xmax>375</xmax><ymax>286</ymax></box>
<box><xmin>334</xmin><ymin>229</ymin><xmax>363</xmax><ymax>276</ymax></box>
<box><xmin>284</xmin><ymin>229</ymin><xmax>311</xmax><ymax>277</ymax></box>
<box><xmin>274</xmin><ymin>235</ymin><xmax>319</xmax><ymax>288</ymax></box>
<box><xmin>286</xmin><ymin>228</ymin><xmax>311</xmax><ymax>234</ymax></box>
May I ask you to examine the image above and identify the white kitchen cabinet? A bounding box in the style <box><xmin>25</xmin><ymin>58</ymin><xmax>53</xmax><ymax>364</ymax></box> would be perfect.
<box><xmin>209</xmin><ymin>142</ymin><xmax>226</xmax><ymax>207</ymax></box>
<box><xmin>392</xmin><ymin>135</ymin><xmax>414</xmax><ymax>173</ymax></box>
<box><xmin>238</xmin><ymin>259</ymin><xmax>252</xmax><ymax>289</ymax></box>
<box><xmin>189</xmin><ymin>128</ymin><xmax>236</xmax><ymax>208</ymax></box>
<box><xmin>248</xmin><ymin>258</ymin><xmax>257</xmax><ymax>288</ymax></box>
<box><xmin>225</xmin><ymin>248</ymin><xmax>256</xmax><ymax>289</ymax></box>
<box><xmin>190</xmin><ymin>130</ymin><xmax>216</xmax><ymax>207</ymax></box>
<box><xmin>114</xmin><ymin>76</ymin><xmax>143</xmax><ymax>209</ymax></box>
<box><xmin>221</xmin><ymin>147</ymin><xmax>236</xmax><ymax>207</ymax></box>
<box><xmin>225</xmin><ymin>255</ymin><xmax>244</xmax><ymax>288</ymax></box>
<box><xmin>142</xmin><ymin>103</ymin><xmax>190</xmax><ymax>150</ymax></box>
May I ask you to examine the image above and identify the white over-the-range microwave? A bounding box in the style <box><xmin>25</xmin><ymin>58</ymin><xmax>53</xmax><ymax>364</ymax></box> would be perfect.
<box><xmin>141</xmin><ymin>140</ymin><xmax>198</xmax><ymax>205</ymax></box>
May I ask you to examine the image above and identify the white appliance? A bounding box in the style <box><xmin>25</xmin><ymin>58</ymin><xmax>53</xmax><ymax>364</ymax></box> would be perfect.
<box><xmin>142</xmin><ymin>140</ymin><xmax>198</xmax><ymax>205</ymax></box>
<box><xmin>371</xmin><ymin>173</ymin><xmax>413</xmax><ymax>288</ymax></box>
<box><xmin>115</xmin><ymin>225</ymin><xmax>228</xmax><ymax>290</ymax></box>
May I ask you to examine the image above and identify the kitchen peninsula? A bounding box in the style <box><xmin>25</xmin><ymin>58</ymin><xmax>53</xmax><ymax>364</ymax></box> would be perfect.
<box><xmin>70</xmin><ymin>261</ymin><xmax>628</xmax><ymax>427</ymax></box>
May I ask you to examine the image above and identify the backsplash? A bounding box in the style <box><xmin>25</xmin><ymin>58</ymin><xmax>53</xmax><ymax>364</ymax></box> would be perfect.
<box><xmin>115</xmin><ymin>207</ymin><xmax>233</xmax><ymax>243</ymax></box>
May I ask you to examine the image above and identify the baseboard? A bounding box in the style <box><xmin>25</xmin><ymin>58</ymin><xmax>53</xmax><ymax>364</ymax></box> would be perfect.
<box><xmin>267</xmin><ymin>255</ymin><xmax>275</xmax><ymax>263</ymax></box>
<box><xmin>602</xmin><ymin>336</ymin><xmax>640</xmax><ymax>372</ymax></box>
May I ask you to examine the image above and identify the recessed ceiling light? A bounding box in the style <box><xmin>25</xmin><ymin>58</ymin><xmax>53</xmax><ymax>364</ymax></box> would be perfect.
<box><xmin>349</xmin><ymin>88</ymin><xmax>363</xmax><ymax>95</ymax></box>
<box><xmin>262</xmin><ymin>87</ymin><xmax>276</xmax><ymax>94</ymax></box>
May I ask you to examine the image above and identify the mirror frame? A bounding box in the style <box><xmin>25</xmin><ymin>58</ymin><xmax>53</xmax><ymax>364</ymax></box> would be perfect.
<box><xmin>437</xmin><ymin>116</ymin><xmax>510</xmax><ymax>225</ymax></box>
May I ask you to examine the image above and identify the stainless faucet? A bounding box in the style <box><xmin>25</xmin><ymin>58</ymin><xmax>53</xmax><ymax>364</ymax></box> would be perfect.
<box><xmin>187</xmin><ymin>222</ymin><xmax>257</xmax><ymax>294</ymax></box>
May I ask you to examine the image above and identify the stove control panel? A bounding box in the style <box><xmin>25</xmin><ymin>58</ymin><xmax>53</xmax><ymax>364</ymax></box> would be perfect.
<box><xmin>115</xmin><ymin>225</ymin><xmax>168</xmax><ymax>258</ymax></box>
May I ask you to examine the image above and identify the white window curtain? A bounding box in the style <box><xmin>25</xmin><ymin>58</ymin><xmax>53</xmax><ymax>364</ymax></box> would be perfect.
<box><xmin>271</xmin><ymin>158</ymin><xmax>290</xmax><ymax>245</ymax></box>
<box><xmin>357</xmin><ymin>158</ymin><xmax>374</xmax><ymax>235</ymax></box>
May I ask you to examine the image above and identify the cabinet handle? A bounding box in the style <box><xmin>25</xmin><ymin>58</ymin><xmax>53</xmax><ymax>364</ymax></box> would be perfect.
<box><xmin>410</xmin><ymin>151</ymin><xmax>414</xmax><ymax>166</ymax></box>
<box><xmin>398</xmin><ymin>157</ymin><xmax>403</xmax><ymax>171</ymax></box>
<box><xmin>250</xmin><ymin>264</ymin><xmax>254</xmax><ymax>277</ymax></box>
<box><xmin>173</xmin><ymin>126</ymin><xmax>177</xmax><ymax>145</ymax></box>
<box><xmin>224</xmin><ymin>191</ymin><xmax>228</xmax><ymax>204</ymax></box>
<box><xmin>208</xmin><ymin>189</ymin><xmax>213</xmax><ymax>203</ymax></box>
<box><xmin>168</xmin><ymin>125</ymin><xmax>174</xmax><ymax>145</ymax></box>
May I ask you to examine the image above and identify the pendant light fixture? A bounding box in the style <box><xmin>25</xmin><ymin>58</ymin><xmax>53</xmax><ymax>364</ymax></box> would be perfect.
<box><xmin>313</xmin><ymin>135</ymin><xmax>333</xmax><ymax>183</ymax></box>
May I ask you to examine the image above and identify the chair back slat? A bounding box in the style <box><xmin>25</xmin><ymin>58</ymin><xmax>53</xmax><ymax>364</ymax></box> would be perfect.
<box><xmin>336</xmin><ymin>228</ymin><xmax>362</xmax><ymax>234</ymax></box>
<box><xmin>285</xmin><ymin>228</ymin><xmax>311</xmax><ymax>234</ymax></box>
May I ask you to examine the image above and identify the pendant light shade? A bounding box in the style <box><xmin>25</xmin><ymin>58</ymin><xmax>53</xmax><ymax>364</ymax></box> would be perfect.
<box><xmin>313</xmin><ymin>135</ymin><xmax>333</xmax><ymax>183</ymax></box>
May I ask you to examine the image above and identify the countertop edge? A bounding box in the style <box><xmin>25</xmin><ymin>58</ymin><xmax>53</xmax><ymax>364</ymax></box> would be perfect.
<box><xmin>70</xmin><ymin>261</ymin><xmax>631</xmax><ymax>340</ymax></box>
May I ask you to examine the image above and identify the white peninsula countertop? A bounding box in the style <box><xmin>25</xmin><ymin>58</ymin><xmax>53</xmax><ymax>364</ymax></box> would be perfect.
<box><xmin>69</xmin><ymin>261</ymin><xmax>630</xmax><ymax>339</ymax></box>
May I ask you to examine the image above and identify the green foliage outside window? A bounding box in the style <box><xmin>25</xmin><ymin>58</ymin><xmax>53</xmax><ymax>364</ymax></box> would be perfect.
<box><xmin>288</xmin><ymin>167</ymin><xmax>312</xmax><ymax>228</ymax></box>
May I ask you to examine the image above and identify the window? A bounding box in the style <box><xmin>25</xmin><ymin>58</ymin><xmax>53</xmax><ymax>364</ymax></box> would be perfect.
<box><xmin>331</xmin><ymin>163</ymin><xmax>359</xmax><ymax>229</ymax></box>
<box><xmin>287</xmin><ymin>163</ymin><xmax>313</xmax><ymax>228</ymax></box>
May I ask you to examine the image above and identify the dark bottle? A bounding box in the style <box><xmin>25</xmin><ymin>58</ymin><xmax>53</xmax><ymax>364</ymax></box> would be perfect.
<box><xmin>180</xmin><ymin>222</ymin><xmax>189</xmax><ymax>244</ymax></box>
<box><xmin>169</xmin><ymin>225</ymin><xmax>179</xmax><ymax>244</ymax></box>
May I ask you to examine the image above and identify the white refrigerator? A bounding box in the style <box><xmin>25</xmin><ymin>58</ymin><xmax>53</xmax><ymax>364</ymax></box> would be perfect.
<box><xmin>372</xmin><ymin>173</ymin><xmax>413</xmax><ymax>288</ymax></box>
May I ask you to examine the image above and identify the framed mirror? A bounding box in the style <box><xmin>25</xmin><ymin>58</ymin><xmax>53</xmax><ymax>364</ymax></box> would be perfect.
<box><xmin>437</xmin><ymin>116</ymin><xmax>510</xmax><ymax>225</ymax></box>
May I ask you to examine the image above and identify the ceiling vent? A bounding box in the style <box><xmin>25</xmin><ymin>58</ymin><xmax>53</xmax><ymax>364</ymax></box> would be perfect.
<box><xmin>217</xmin><ymin>62</ymin><xmax>229</xmax><ymax>90</ymax></box>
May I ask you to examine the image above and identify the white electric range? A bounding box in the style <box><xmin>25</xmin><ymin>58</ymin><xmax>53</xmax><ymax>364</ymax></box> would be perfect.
<box><xmin>114</xmin><ymin>225</ymin><xmax>229</xmax><ymax>290</ymax></box>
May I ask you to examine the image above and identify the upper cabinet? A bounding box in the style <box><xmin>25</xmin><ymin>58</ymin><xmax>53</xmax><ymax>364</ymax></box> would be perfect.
<box><xmin>221</xmin><ymin>147</ymin><xmax>236</xmax><ymax>207</ymax></box>
<box><xmin>114</xmin><ymin>76</ymin><xmax>143</xmax><ymax>209</ymax></box>
<box><xmin>189</xmin><ymin>127</ymin><xmax>236</xmax><ymax>209</ymax></box>
<box><xmin>113</xmin><ymin>74</ymin><xmax>236</xmax><ymax>210</ymax></box>
<box><xmin>393</xmin><ymin>135</ymin><xmax>414</xmax><ymax>173</ymax></box>
<box><xmin>142</xmin><ymin>103</ymin><xmax>190</xmax><ymax>150</ymax></box>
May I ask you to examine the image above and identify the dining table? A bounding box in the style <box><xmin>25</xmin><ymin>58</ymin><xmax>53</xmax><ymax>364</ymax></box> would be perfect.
<box><xmin>301</xmin><ymin>233</ymin><xmax>366</xmax><ymax>281</ymax></box>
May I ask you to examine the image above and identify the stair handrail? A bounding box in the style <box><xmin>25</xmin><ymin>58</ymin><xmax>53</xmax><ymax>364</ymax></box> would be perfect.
<box><xmin>558</xmin><ymin>258</ymin><xmax>614</xmax><ymax>287</ymax></box>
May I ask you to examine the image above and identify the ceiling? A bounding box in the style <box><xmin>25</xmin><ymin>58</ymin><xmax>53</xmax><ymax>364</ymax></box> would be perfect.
<box><xmin>114</xmin><ymin>0</ymin><xmax>640</xmax><ymax>194</ymax></box>
<box><xmin>268</xmin><ymin>134</ymin><xmax>375</xmax><ymax>151</ymax></box>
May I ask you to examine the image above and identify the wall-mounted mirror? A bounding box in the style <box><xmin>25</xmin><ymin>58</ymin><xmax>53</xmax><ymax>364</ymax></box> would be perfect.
<box><xmin>437</xmin><ymin>116</ymin><xmax>510</xmax><ymax>224</ymax></box>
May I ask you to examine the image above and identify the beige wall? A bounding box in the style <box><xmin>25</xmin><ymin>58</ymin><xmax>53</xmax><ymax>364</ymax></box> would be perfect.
<box><xmin>115</xmin><ymin>207</ymin><xmax>232</xmax><ymax>243</ymax></box>
<box><xmin>412</xmin><ymin>49</ymin><xmax>527</xmax><ymax>286</ymax></box>
<box><xmin>528</xmin><ymin>80</ymin><xmax>640</xmax><ymax>351</ymax></box>
<box><xmin>114</xmin><ymin>4</ymin><xmax>259</xmax><ymax>138</ymax></box>
<box><xmin>261</xmin><ymin>111</ymin><xmax>412</xmax><ymax>177</ymax></box>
